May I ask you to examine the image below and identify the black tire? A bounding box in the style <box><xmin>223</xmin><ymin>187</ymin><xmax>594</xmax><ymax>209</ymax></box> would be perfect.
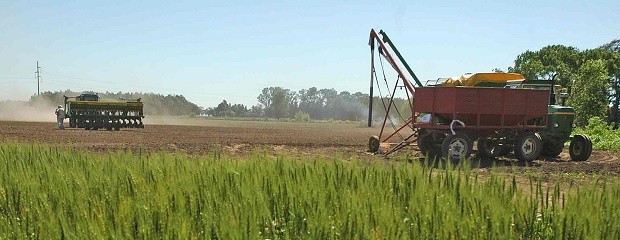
<box><xmin>368</xmin><ymin>136</ymin><xmax>380</xmax><ymax>153</ymax></box>
<box><xmin>441</xmin><ymin>132</ymin><xmax>473</xmax><ymax>161</ymax></box>
<box><xmin>541</xmin><ymin>141</ymin><xmax>564</xmax><ymax>157</ymax></box>
<box><xmin>417</xmin><ymin>130</ymin><xmax>431</xmax><ymax>154</ymax></box>
<box><xmin>477</xmin><ymin>138</ymin><xmax>501</xmax><ymax>158</ymax></box>
<box><xmin>514</xmin><ymin>132</ymin><xmax>542</xmax><ymax>162</ymax></box>
<box><xmin>418</xmin><ymin>130</ymin><xmax>441</xmax><ymax>160</ymax></box>
<box><xmin>569</xmin><ymin>134</ymin><xmax>592</xmax><ymax>161</ymax></box>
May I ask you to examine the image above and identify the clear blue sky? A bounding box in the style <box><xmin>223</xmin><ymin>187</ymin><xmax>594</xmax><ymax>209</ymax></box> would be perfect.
<box><xmin>1</xmin><ymin>0</ymin><xmax>618</xmax><ymax>108</ymax></box>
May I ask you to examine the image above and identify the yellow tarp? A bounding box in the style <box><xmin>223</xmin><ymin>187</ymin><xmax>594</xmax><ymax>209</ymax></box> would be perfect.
<box><xmin>441</xmin><ymin>72</ymin><xmax>525</xmax><ymax>87</ymax></box>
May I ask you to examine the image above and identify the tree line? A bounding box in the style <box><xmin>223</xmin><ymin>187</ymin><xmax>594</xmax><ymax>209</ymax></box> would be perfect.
<box><xmin>203</xmin><ymin>86</ymin><xmax>412</xmax><ymax>122</ymax></box>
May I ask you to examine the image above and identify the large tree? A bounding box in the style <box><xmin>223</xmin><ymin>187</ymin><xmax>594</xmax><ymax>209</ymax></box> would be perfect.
<box><xmin>509</xmin><ymin>45</ymin><xmax>580</xmax><ymax>87</ymax></box>
<box><xmin>598</xmin><ymin>40</ymin><xmax>620</xmax><ymax>126</ymax></box>
<box><xmin>568</xmin><ymin>59</ymin><xmax>610</xmax><ymax>127</ymax></box>
<box><xmin>257</xmin><ymin>87</ymin><xmax>296</xmax><ymax>118</ymax></box>
<box><xmin>298</xmin><ymin>87</ymin><xmax>323</xmax><ymax>119</ymax></box>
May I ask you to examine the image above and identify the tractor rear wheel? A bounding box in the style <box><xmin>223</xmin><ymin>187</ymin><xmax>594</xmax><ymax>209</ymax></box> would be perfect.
<box><xmin>569</xmin><ymin>134</ymin><xmax>592</xmax><ymax>161</ymax></box>
<box><xmin>441</xmin><ymin>132</ymin><xmax>473</xmax><ymax>161</ymax></box>
<box><xmin>514</xmin><ymin>132</ymin><xmax>542</xmax><ymax>162</ymax></box>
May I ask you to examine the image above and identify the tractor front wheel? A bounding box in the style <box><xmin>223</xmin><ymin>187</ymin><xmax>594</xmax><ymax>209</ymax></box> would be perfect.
<box><xmin>514</xmin><ymin>132</ymin><xmax>542</xmax><ymax>162</ymax></box>
<box><xmin>569</xmin><ymin>134</ymin><xmax>592</xmax><ymax>161</ymax></box>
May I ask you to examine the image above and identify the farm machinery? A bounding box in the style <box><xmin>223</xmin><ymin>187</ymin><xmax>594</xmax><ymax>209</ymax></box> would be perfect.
<box><xmin>366</xmin><ymin>29</ymin><xmax>592</xmax><ymax>162</ymax></box>
<box><xmin>63</xmin><ymin>93</ymin><xmax>144</xmax><ymax>130</ymax></box>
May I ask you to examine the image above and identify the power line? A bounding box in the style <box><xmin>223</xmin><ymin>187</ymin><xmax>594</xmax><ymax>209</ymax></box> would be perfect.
<box><xmin>35</xmin><ymin>61</ymin><xmax>41</xmax><ymax>95</ymax></box>
<box><xmin>13</xmin><ymin>67</ymin><xmax>260</xmax><ymax>106</ymax></box>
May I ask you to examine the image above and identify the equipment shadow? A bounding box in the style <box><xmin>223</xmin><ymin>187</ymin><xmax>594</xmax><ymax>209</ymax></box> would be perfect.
<box><xmin>412</xmin><ymin>152</ymin><xmax>544</xmax><ymax>169</ymax></box>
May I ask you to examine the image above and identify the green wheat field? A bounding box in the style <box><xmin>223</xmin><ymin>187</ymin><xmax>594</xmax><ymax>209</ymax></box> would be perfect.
<box><xmin>1</xmin><ymin>142</ymin><xmax>619</xmax><ymax>239</ymax></box>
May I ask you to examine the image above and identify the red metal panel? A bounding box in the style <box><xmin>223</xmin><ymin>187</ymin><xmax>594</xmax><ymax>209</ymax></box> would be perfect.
<box><xmin>414</xmin><ymin>88</ymin><xmax>435</xmax><ymax>113</ymax></box>
<box><xmin>435</xmin><ymin>88</ymin><xmax>455</xmax><ymax>113</ymax></box>
<box><xmin>455</xmin><ymin>88</ymin><xmax>478</xmax><ymax>114</ymax></box>
<box><xmin>413</xmin><ymin>87</ymin><xmax>549</xmax><ymax>128</ymax></box>
<box><xmin>478</xmin><ymin>88</ymin><xmax>504</xmax><ymax>114</ymax></box>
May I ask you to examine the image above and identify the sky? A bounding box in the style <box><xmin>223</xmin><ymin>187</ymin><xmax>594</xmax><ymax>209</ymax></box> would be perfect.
<box><xmin>1</xmin><ymin>0</ymin><xmax>618</xmax><ymax>108</ymax></box>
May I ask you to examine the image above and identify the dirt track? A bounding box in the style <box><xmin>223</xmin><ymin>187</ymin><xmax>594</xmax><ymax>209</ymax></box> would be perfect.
<box><xmin>1</xmin><ymin>120</ymin><xmax>619</xmax><ymax>176</ymax></box>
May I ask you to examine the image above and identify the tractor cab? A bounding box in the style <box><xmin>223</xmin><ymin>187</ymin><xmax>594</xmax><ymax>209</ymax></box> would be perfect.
<box><xmin>75</xmin><ymin>93</ymin><xmax>100</xmax><ymax>101</ymax></box>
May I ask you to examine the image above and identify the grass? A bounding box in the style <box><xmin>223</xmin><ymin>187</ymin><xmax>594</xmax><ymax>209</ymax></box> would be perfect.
<box><xmin>574</xmin><ymin>116</ymin><xmax>620</xmax><ymax>151</ymax></box>
<box><xmin>0</xmin><ymin>142</ymin><xmax>619</xmax><ymax>239</ymax></box>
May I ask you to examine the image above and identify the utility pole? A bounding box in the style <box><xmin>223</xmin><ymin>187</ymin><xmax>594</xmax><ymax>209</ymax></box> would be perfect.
<box><xmin>35</xmin><ymin>61</ymin><xmax>41</xmax><ymax>95</ymax></box>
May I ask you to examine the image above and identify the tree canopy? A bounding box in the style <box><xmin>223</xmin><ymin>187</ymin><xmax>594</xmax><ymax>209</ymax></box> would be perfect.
<box><xmin>507</xmin><ymin>38</ymin><xmax>620</xmax><ymax>127</ymax></box>
<box><xmin>568</xmin><ymin>59</ymin><xmax>610</xmax><ymax>126</ymax></box>
<box><xmin>508</xmin><ymin>45</ymin><xmax>580</xmax><ymax>87</ymax></box>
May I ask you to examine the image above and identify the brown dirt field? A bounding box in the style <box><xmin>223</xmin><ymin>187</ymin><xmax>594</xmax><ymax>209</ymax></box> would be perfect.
<box><xmin>0</xmin><ymin>119</ymin><xmax>379</xmax><ymax>156</ymax></box>
<box><xmin>1</xmin><ymin>119</ymin><xmax>619</xmax><ymax>178</ymax></box>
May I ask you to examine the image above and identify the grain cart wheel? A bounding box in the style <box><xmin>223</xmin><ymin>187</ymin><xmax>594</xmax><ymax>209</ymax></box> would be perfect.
<box><xmin>514</xmin><ymin>132</ymin><xmax>542</xmax><ymax>162</ymax></box>
<box><xmin>569</xmin><ymin>134</ymin><xmax>592</xmax><ymax>161</ymax></box>
<box><xmin>368</xmin><ymin>136</ymin><xmax>380</xmax><ymax>153</ymax></box>
<box><xmin>418</xmin><ymin>130</ymin><xmax>441</xmax><ymax>160</ymax></box>
<box><xmin>477</xmin><ymin>138</ymin><xmax>501</xmax><ymax>158</ymax></box>
<box><xmin>541</xmin><ymin>141</ymin><xmax>564</xmax><ymax>157</ymax></box>
<box><xmin>442</xmin><ymin>132</ymin><xmax>473</xmax><ymax>161</ymax></box>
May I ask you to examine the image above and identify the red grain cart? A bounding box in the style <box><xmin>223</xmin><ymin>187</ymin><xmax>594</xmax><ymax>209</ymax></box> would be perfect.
<box><xmin>367</xmin><ymin>29</ymin><xmax>592</xmax><ymax>162</ymax></box>
<box><xmin>412</xmin><ymin>87</ymin><xmax>550</xmax><ymax>161</ymax></box>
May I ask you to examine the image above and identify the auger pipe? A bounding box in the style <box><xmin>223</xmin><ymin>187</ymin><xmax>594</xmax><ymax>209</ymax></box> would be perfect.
<box><xmin>368</xmin><ymin>29</ymin><xmax>418</xmax><ymax>95</ymax></box>
<box><xmin>369</xmin><ymin>29</ymin><xmax>418</xmax><ymax>139</ymax></box>
<box><xmin>378</xmin><ymin>30</ymin><xmax>424</xmax><ymax>88</ymax></box>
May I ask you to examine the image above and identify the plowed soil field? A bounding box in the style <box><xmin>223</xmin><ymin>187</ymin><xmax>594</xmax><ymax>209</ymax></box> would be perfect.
<box><xmin>1</xmin><ymin>119</ymin><xmax>619</xmax><ymax>177</ymax></box>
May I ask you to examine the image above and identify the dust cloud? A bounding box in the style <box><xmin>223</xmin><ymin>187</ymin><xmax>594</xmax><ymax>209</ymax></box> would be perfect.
<box><xmin>0</xmin><ymin>100</ymin><xmax>57</xmax><ymax>122</ymax></box>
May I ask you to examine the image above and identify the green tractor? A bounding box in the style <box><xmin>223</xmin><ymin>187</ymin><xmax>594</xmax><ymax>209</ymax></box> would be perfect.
<box><xmin>476</xmin><ymin>79</ymin><xmax>593</xmax><ymax>161</ymax></box>
<box><xmin>524</xmin><ymin>80</ymin><xmax>592</xmax><ymax>161</ymax></box>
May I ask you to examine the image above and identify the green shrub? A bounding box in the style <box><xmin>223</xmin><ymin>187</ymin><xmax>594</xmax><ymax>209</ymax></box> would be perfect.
<box><xmin>574</xmin><ymin>116</ymin><xmax>620</xmax><ymax>151</ymax></box>
<box><xmin>294</xmin><ymin>111</ymin><xmax>310</xmax><ymax>122</ymax></box>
